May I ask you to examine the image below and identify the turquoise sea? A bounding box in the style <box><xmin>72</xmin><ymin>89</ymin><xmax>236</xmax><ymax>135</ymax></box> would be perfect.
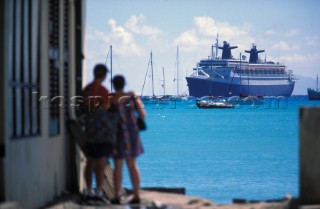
<box><xmin>118</xmin><ymin>96</ymin><xmax>319</xmax><ymax>204</ymax></box>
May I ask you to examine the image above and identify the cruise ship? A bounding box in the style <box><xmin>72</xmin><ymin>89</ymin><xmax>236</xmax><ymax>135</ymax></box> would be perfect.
<box><xmin>186</xmin><ymin>41</ymin><xmax>295</xmax><ymax>97</ymax></box>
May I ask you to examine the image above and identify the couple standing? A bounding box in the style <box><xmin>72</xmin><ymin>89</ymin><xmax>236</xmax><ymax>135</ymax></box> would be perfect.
<box><xmin>82</xmin><ymin>64</ymin><xmax>146</xmax><ymax>204</ymax></box>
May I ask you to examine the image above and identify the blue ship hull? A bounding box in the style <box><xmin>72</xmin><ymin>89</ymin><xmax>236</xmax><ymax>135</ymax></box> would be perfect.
<box><xmin>186</xmin><ymin>77</ymin><xmax>295</xmax><ymax>97</ymax></box>
<box><xmin>307</xmin><ymin>88</ymin><xmax>320</xmax><ymax>100</ymax></box>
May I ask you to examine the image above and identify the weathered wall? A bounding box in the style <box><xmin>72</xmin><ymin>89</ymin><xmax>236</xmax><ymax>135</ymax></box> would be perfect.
<box><xmin>300</xmin><ymin>107</ymin><xmax>320</xmax><ymax>205</ymax></box>
<box><xmin>5</xmin><ymin>136</ymin><xmax>67</xmax><ymax>208</ymax></box>
<box><xmin>2</xmin><ymin>0</ymin><xmax>79</xmax><ymax>208</ymax></box>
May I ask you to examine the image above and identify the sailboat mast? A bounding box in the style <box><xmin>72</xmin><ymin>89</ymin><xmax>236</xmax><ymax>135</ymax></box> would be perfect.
<box><xmin>162</xmin><ymin>67</ymin><xmax>166</xmax><ymax>96</ymax></box>
<box><xmin>110</xmin><ymin>45</ymin><xmax>113</xmax><ymax>92</ymax></box>
<box><xmin>141</xmin><ymin>54</ymin><xmax>151</xmax><ymax>97</ymax></box>
<box><xmin>151</xmin><ymin>52</ymin><xmax>155</xmax><ymax>97</ymax></box>
<box><xmin>317</xmin><ymin>74</ymin><xmax>319</xmax><ymax>91</ymax></box>
<box><xmin>176</xmin><ymin>46</ymin><xmax>179</xmax><ymax>96</ymax></box>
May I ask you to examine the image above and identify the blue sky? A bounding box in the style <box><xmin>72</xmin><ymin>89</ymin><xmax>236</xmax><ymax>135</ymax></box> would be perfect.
<box><xmin>85</xmin><ymin>0</ymin><xmax>320</xmax><ymax>95</ymax></box>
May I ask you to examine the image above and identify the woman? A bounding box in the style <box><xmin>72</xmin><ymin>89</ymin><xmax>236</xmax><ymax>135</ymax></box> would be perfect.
<box><xmin>111</xmin><ymin>75</ymin><xmax>146</xmax><ymax>204</ymax></box>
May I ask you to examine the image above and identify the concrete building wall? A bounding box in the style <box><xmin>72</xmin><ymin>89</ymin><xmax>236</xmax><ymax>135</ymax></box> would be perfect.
<box><xmin>0</xmin><ymin>0</ymin><xmax>5</xmax><ymax>202</ymax></box>
<box><xmin>1</xmin><ymin>0</ymin><xmax>84</xmax><ymax>208</ymax></box>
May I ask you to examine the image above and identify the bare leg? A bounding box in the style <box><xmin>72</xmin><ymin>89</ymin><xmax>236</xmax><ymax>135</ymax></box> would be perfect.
<box><xmin>95</xmin><ymin>157</ymin><xmax>106</xmax><ymax>187</ymax></box>
<box><xmin>85</xmin><ymin>157</ymin><xmax>95</xmax><ymax>189</ymax></box>
<box><xmin>113</xmin><ymin>159</ymin><xmax>124</xmax><ymax>199</ymax></box>
<box><xmin>126</xmin><ymin>157</ymin><xmax>141</xmax><ymax>200</ymax></box>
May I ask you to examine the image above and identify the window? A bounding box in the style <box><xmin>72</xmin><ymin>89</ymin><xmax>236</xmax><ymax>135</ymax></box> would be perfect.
<box><xmin>11</xmin><ymin>0</ymin><xmax>40</xmax><ymax>138</ymax></box>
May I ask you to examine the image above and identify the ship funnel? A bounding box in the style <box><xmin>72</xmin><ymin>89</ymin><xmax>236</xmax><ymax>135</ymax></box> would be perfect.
<box><xmin>245</xmin><ymin>44</ymin><xmax>265</xmax><ymax>63</ymax></box>
<box><xmin>218</xmin><ymin>41</ymin><xmax>238</xmax><ymax>59</ymax></box>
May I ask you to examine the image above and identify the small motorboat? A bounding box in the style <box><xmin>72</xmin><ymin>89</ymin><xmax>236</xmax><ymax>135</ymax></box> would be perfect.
<box><xmin>196</xmin><ymin>98</ymin><xmax>234</xmax><ymax>109</ymax></box>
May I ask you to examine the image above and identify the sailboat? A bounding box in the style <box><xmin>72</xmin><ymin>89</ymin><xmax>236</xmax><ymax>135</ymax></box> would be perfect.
<box><xmin>141</xmin><ymin>51</ymin><xmax>155</xmax><ymax>103</ymax></box>
<box><xmin>307</xmin><ymin>74</ymin><xmax>320</xmax><ymax>100</ymax></box>
<box><xmin>159</xmin><ymin>67</ymin><xmax>171</xmax><ymax>102</ymax></box>
<box><xmin>141</xmin><ymin>52</ymin><xmax>170</xmax><ymax>104</ymax></box>
<box><xmin>172</xmin><ymin>46</ymin><xmax>188</xmax><ymax>101</ymax></box>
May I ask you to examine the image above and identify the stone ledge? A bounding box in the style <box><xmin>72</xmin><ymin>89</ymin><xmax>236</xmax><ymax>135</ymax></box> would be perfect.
<box><xmin>40</xmin><ymin>190</ymin><xmax>295</xmax><ymax>209</ymax></box>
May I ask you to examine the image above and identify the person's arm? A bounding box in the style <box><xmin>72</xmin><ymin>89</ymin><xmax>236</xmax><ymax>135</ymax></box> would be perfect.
<box><xmin>100</xmin><ymin>87</ymin><xmax>110</xmax><ymax>110</ymax></box>
<box><xmin>132</xmin><ymin>92</ymin><xmax>146</xmax><ymax>119</ymax></box>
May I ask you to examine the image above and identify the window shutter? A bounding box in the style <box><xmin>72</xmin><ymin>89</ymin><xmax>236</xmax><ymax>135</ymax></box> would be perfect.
<box><xmin>63</xmin><ymin>0</ymin><xmax>69</xmax><ymax>120</ymax></box>
<box><xmin>49</xmin><ymin>0</ymin><xmax>60</xmax><ymax>136</ymax></box>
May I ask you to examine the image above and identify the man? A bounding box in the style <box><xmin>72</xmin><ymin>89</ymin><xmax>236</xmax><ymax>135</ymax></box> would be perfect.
<box><xmin>82</xmin><ymin>64</ymin><xmax>111</xmax><ymax>200</ymax></box>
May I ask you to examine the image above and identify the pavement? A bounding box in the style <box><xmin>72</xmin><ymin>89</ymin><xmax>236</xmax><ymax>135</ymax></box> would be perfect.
<box><xmin>0</xmin><ymin>189</ymin><xmax>298</xmax><ymax>209</ymax></box>
<box><xmin>37</xmin><ymin>190</ymin><xmax>295</xmax><ymax>209</ymax></box>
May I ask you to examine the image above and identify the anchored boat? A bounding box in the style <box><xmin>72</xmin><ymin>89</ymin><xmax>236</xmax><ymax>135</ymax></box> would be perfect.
<box><xmin>186</xmin><ymin>37</ymin><xmax>295</xmax><ymax>97</ymax></box>
<box><xmin>196</xmin><ymin>97</ymin><xmax>234</xmax><ymax>109</ymax></box>
<box><xmin>307</xmin><ymin>74</ymin><xmax>320</xmax><ymax>100</ymax></box>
